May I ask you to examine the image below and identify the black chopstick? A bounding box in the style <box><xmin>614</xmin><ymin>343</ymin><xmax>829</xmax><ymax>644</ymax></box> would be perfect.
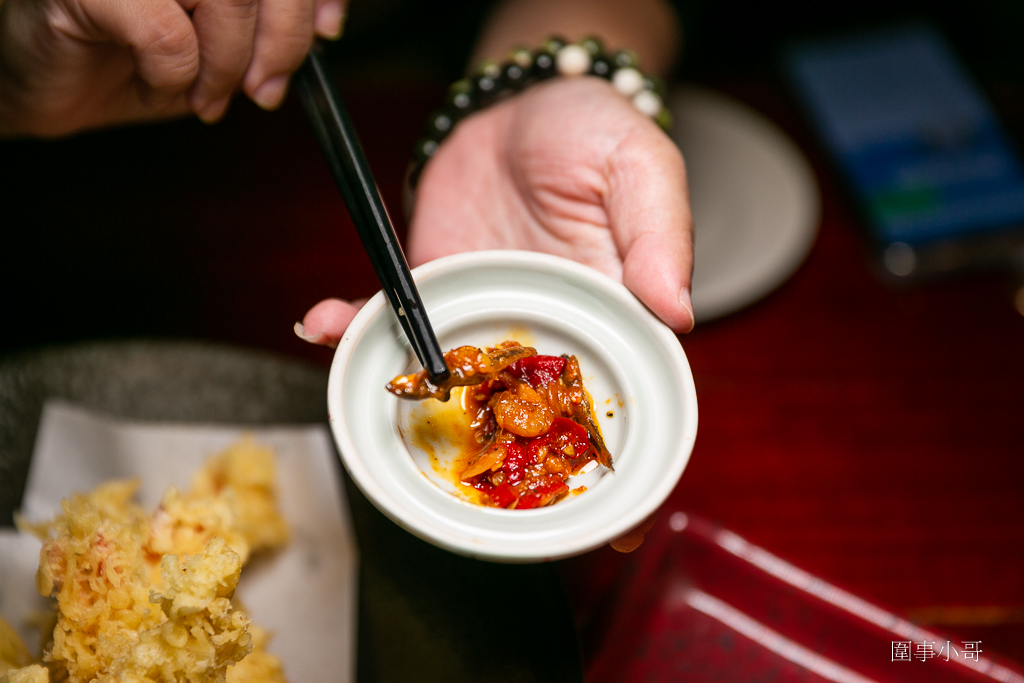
<box><xmin>295</xmin><ymin>44</ymin><xmax>450</xmax><ymax>384</ymax></box>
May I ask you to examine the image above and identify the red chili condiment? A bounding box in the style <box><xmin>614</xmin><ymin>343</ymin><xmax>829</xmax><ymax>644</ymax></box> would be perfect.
<box><xmin>387</xmin><ymin>342</ymin><xmax>613</xmax><ymax>509</ymax></box>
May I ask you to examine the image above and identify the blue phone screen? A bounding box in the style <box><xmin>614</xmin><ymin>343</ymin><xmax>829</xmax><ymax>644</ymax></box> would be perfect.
<box><xmin>786</xmin><ymin>25</ymin><xmax>1024</xmax><ymax>246</ymax></box>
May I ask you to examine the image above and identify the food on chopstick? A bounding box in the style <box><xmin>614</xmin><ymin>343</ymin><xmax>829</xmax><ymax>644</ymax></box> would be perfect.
<box><xmin>387</xmin><ymin>341</ymin><xmax>612</xmax><ymax>509</ymax></box>
<box><xmin>386</xmin><ymin>343</ymin><xmax>534</xmax><ymax>401</ymax></box>
<box><xmin>3</xmin><ymin>439</ymin><xmax>290</xmax><ymax>683</ymax></box>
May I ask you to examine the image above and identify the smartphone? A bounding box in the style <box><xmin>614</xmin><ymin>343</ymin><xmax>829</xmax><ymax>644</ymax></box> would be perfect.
<box><xmin>784</xmin><ymin>23</ymin><xmax>1024</xmax><ymax>279</ymax></box>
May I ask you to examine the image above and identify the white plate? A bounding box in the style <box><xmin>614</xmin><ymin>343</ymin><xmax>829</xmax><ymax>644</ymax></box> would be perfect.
<box><xmin>669</xmin><ymin>87</ymin><xmax>822</xmax><ymax>322</ymax></box>
<box><xmin>328</xmin><ymin>251</ymin><xmax>698</xmax><ymax>563</ymax></box>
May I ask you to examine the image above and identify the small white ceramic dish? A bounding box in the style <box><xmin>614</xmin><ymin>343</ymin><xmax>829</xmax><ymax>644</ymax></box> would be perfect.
<box><xmin>328</xmin><ymin>251</ymin><xmax>697</xmax><ymax>563</ymax></box>
<box><xmin>669</xmin><ymin>86</ymin><xmax>821</xmax><ymax>322</ymax></box>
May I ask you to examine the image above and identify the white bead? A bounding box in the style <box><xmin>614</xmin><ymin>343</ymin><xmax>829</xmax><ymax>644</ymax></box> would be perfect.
<box><xmin>632</xmin><ymin>90</ymin><xmax>663</xmax><ymax>117</ymax></box>
<box><xmin>612</xmin><ymin>67</ymin><xmax>644</xmax><ymax>97</ymax></box>
<box><xmin>556</xmin><ymin>45</ymin><xmax>591</xmax><ymax>77</ymax></box>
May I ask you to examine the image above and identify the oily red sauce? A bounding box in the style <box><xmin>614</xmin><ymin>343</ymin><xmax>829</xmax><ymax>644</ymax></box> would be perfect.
<box><xmin>389</xmin><ymin>342</ymin><xmax>611</xmax><ymax>509</ymax></box>
<box><xmin>455</xmin><ymin>348</ymin><xmax>609</xmax><ymax>508</ymax></box>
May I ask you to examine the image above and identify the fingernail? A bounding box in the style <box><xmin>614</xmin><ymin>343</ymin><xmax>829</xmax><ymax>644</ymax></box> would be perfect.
<box><xmin>679</xmin><ymin>288</ymin><xmax>696</xmax><ymax>333</ymax></box>
<box><xmin>197</xmin><ymin>96</ymin><xmax>230</xmax><ymax>124</ymax></box>
<box><xmin>294</xmin><ymin>321</ymin><xmax>326</xmax><ymax>344</ymax></box>
<box><xmin>252</xmin><ymin>75</ymin><xmax>289</xmax><ymax>111</ymax></box>
<box><xmin>315</xmin><ymin>2</ymin><xmax>345</xmax><ymax>39</ymax></box>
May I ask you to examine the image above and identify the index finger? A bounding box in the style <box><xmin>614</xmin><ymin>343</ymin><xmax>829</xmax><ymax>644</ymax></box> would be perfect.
<box><xmin>240</xmin><ymin>0</ymin><xmax>317</xmax><ymax>110</ymax></box>
<box><xmin>242</xmin><ymin>0</ymin><xmax>348</xmax><ymax>111</ymax></box>
<box><xmin>180</xmin><ymin>0</ymin><xmax>259</xmax><ymax>122</ymax></box>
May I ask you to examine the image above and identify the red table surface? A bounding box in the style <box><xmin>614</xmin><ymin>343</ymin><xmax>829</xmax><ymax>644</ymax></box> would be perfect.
<box><xmin>235</xmin><ymin>79</ymin><xmax>1024</xmax><ymax>666</ymax></box>
<box><xmin>3</xmin><ymin>73</ymin><xmax>1022</xmax><ymax>671</ymax></box>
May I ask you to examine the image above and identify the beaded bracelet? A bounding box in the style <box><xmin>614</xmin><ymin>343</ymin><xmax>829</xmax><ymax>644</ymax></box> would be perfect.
<box><xmin>407</xmin><ymin>36</ymin><xmax>671</xmax><ymax>191</ymax></box>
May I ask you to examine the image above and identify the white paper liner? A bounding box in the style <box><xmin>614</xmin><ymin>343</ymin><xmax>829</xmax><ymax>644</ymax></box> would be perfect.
<box><xmin>0</xmin><ymin>400</ymin><xmax>357</xmax><ymax>683</ymax></box>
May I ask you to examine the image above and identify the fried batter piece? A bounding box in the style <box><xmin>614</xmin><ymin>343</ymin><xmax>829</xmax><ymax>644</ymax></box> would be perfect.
<box><xmin>32</xmin><ymin>480</ymin><xmax>164</xmax><ymax>682</ymax></box>
<box><xmin>186</xmin><ymin>439</ymin><xmax>290</xmax><ymax>555</ymax></box>
<box><xmin>225</xmin><ymin>627</ymin><xmax>286</xmax><ymax>683</ymax></box>
<box><xmin>30</xmin><ymin>486</ymin><xmax>252</xmax><ymax>683</ymax></box>
<box><xmin>103</xmin><ymin>538</ymin><xmax>252</xmax><ymax>683</ymax></box>
<box><xmin>0</xmin><ymin>664</ymin><xmax>48</xmax><ymax>683</ymax></box>
<box><xmin>147</xmin><ymin>438</ymin><xmax>289</xmax><ymax>573</ymax></box>
<box><xmin>8</xmin><ymin>440</ymin><xmax>292</xmax><ymax>683</ymax></box>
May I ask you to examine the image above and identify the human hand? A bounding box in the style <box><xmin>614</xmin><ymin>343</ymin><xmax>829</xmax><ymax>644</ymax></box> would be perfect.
<box><xmin>297</xmin><ymin>78</ymin><xmax>689</xmax><ymax>555</ymax></box>
<box><xmin>0</xmin><ymin>0</ymin><xmax>346</xmax><ymax>136</ymax></box>
<box><xmin>298</xmin><ymin>76</ymin><xmax>694</xmax><ymax>345</ymax></box>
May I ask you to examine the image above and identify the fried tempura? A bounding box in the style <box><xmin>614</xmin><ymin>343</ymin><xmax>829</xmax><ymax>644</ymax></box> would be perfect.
<box><xmin>95</xmin><ymin>538</ymin><xmax>252</xmax><ymax>683</ymax></box>
<box><xmin>147</xmin><ymin>438</ymin><xmax>289</xmax><ymax>573</ymax></box>
<box><xmin>32</xmin><ymin>480</ymin><xmax>162</xmax><ymax>682</ymax></box>
<box><xmin>5</xmin><ymin>438</ymin><xmax>291</xmax><ymax>683</ymax></box>
<box><xmin>0</xmin><ymin>663</ymin><xmax>48</xmax><ymax>683</ymax></box>
<box><xmin>225</xmin><ymin>627</ymin><xmax>286</xmax><ymax>683</ymax></box>
<box><xmin>187</xmin><ymin>439</ymin><xmax>289</xmax><ymax>554</ymax></box>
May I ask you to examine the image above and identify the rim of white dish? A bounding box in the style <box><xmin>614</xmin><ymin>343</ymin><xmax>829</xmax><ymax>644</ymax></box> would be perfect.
<box><xmin>328</xmin><ymin>251</ymin><xmax>698</xmax><ymax>563</ymax></box>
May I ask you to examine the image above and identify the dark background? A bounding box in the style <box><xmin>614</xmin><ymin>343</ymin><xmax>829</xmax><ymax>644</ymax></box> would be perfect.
<box><xmin>1</xmin><ymin>1</ymin><xmax>1022</xmax><ymax>360</ymax></box>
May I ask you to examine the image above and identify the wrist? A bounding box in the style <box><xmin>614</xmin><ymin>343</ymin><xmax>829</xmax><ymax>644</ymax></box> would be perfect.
<box><xmin>407</xmin><ymin>36</ymin><xmax>670</xmax><ymax>194</ymax></box>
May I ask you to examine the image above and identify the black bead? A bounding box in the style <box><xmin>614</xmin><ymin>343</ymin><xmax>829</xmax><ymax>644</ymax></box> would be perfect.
<box><xmin>531</xmin><ymin>51</ymin><xmax>556</xmax><ymax>79</ymax></box>
<box><xmin>643</xmin><ymin>74</ymin><xmax>667</xmax><ymax>99</ymax></box>
<box><xmin>590</xmin><ymin>57</ymin><xmax>612</xmax><ymax>78</ymax></box>
<box><xmin>501</xmin><ymin>62</ymin><xmax>529</xmax><ymax>90</ymax></box>
<box><xmin>445</xmin><ymin>79</ymin><xmax>475</xmax><ymax>116</ymax></box>
<box><xmin>611</xmin><ymin>49</ymin><xmax>640</xmax><ymax>69</ymax></box>
<box><xmin>426</xmin><ymin>111</ymin><xmax>454</xmax><ymax>138</ymax></box>
<box><xmin>472</xmin><ymin>72</ymin><xmax>500</xmax><ymax>107</ymax></box>
<box><xmin>579</xmin><ymin>36</ymin><xmax>604</xmax><ymax>57</ymax></box>
<box><xmin>414</xmin><ymin>138</ymin><xmax>439</xmax><ymax>163</ymax></box>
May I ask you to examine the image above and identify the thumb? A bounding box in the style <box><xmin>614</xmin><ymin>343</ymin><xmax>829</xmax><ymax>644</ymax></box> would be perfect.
<box><xmin>608</xmin><ymin>123</ymin><xmax>695</xmax><ymax>333</ymax></box>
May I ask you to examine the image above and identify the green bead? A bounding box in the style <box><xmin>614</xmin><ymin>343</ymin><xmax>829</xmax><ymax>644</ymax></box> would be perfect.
<box><xmin>474</xmin><ymin>59</ymin><xmax>502</xmax><ymax>80</ymax></box>
<box><xmin>542</xmin><ymin>35</ymin><xmax>568</xmax><ymax>54</ymax></box>
<box><xmin>508</xmin><ymin>46</ymin><xmax>533</xmax><ymax>69</ymax></box>
<box><xmin>579</xmin><ymin>36</ymin><xmax>604</xmax><ymax>57</ymax></box>
<box><xmin>655</xmin><ymin>107</ymin><xmax>673</xmax><ymax>131</ymax></box>
<box><xmin>611</xmin><ymin>49</ymin><xmax>640</xmax><ymax>69</ymax></box>
<box><xmin>447</xmin><ymin>79</ymin><xmax>472</xmax><ymax>97</ymax></box>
